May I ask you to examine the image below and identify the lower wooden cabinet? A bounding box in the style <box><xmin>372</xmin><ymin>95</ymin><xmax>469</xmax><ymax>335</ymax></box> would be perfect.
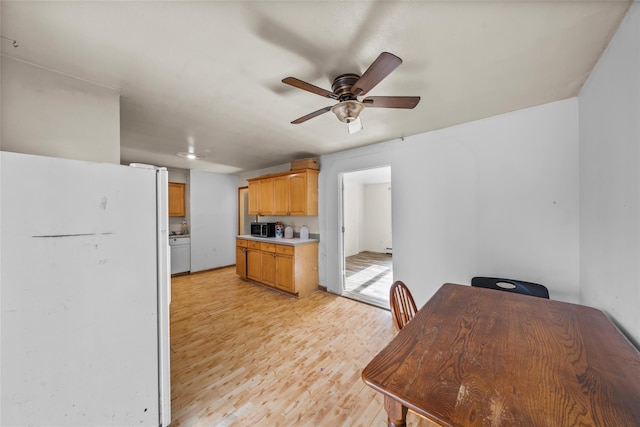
<box><xmin>275</xmin><ymin>251</ymin><xmax>294</xmax><ymax>293</ymax></box>
<box><xmin>236</xmin><ymin>239</ymin><xmax>248</xmax><ymax>278</ymax></box>
<box><xmin>236</xmin><ymin>238</ymin><xmax>318</xmax><ymax>297</ymax></box>
<box><xmin>260</xmin><ymin>249</ymin><xmax>277</xmax><ymax>287</ymax></box>
<box><xmin>246</xmin><ymin>241</ymin><xmax>262</xmax><ymax>282</ymax></box>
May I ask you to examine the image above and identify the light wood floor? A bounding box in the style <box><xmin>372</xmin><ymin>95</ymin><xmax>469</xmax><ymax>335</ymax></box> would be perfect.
<box><xmin>170</xmin><ymin>266</ymin><xmax>435</xmax><ymax>426</ymax></box>
<box><xmin>344</xmin><ymin>251</ymin><xmax>393</xmax><ymax>308</ymax></box>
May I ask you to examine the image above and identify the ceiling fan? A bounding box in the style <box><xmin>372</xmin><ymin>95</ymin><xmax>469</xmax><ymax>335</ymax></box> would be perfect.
<box><xmin>282</xmin><ymin>52</ymin><xmax>420</xmax><ymax>134</ymax></box>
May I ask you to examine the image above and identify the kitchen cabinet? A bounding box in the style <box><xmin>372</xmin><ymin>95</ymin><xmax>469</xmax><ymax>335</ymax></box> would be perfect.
<box><xmin>274</xmin><ymin>245</ymin><xmax>295</xmax><ymax>293</ymax></box>
<box><xmin>273</xmin><ymin>175</ymin><xmax>290</xmax><ymax>215</ymax></box>
<box><xmin>248</xmin><ymin>177</ymin><xmax>275</xmax><ymax>216</ymax></box>
<box><xmin>259</xmin><ymin>178</ymin><xmax>275</xmax><ymax>215</ymax></box>
<box><xmin>236</xmin><ymin>237</ymin><xmax>318</xmax><ymax>297</ymax></box>
<box><xmin>260</xmin><ymin>243</ymin><xmax>277</xmax><ymax>286</ymax></box>
<box><xmin>247</xmin><ymin>169</ymin><xmax>318</xmax><ymax>216</ymax></box>
<box><xmin>247</xmin><ymin>180</ymin><xmax>260</xmax><ymax>216</ymax></box>
<box><xmin>246</xmin><ymin>240</ymin><xmax>262</xmax><ymax>282</ymax></box>
<box><xmin>168</xmin><ymin>182</ymin><xmax>186</xmax><ymax>217</ymax></box>
<box><xmin>259</xmin><ymin>242</ymin><xmax>295</xmax><ymax>292</ymax></box>
<box><xmin>289</xmin><ymin>170</ymin><xmax>317</xmax><ymax>216</ymax></box>
<box><xmin>236</xmin><ymin>239</ymin><xmax>248</xmax><ymax>278</ymax></box>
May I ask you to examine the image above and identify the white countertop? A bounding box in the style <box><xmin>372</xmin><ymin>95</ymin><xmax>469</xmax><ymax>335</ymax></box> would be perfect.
<box><xmin>237</xmin><ymin>235</ymin><xmax>318</xmax><ymax>246</ymax></box>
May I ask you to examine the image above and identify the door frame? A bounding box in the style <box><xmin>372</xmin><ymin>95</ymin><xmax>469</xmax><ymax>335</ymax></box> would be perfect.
<box><xmin>338</xmin><ymin>165</ymin><xmax>393</xmax><ymax>304</ymax></box>
<box><xmin>238</xmin><ymin>186</ymin><xmax>248</xmax><ymax>235</ymax></box>
<box><xmin>338</xmin><ymin>173</ymin><xmax>347</xmax><ymax>295</ymax></box>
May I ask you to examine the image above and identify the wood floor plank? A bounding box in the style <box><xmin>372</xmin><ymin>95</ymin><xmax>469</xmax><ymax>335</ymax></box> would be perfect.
<box><xmin>170</xmin><ymin>266</ymin><xmax>437</xmax><ymax>426</ymax></box>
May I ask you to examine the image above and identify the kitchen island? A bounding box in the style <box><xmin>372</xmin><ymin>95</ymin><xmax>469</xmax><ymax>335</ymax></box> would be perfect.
<box><xmin>236</xmin><ymin>235</ymin><xmax>319</xmax><ymax>297</ymax></box>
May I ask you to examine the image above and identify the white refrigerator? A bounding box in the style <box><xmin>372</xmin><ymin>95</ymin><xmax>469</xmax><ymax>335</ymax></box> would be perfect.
<box><xmin>1</xmin><ymin>151</ymin><xmax>171</xmax><ymax>426</ymax></box>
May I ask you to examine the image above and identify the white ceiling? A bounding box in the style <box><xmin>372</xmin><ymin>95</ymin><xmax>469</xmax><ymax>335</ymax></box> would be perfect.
<box><xmin>1</xmin><ymin>1</ymin><xmax>630</xmax><ymax>174</ymax></box>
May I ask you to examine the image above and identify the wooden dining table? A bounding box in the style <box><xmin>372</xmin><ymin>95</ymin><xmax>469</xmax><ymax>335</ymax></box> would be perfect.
<box><xmin>362</xmin><ymin>283</ymin><xmax>640</xmax><ymax>427</ymax></box>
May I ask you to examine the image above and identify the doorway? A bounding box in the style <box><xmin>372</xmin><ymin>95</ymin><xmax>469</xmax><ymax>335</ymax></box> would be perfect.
<box><xmin>340</xmin><ymin>166</ymin><xmax>393</xmax><ymax>308</ymax></box>
<box><xmin>238</xmin><ymin>186</ymin><xmax>251</xmax><ymax>235</ymax></box>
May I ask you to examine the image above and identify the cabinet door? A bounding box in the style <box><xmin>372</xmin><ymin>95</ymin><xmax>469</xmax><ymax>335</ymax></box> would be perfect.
<box><xmin>288</xmin><ymin>172</ymin><xmax>308</xmax><ymax>216</ymax></box>
<box><xmin>168</xmin><ymin>182</ymin><xmax>186</xmax><ymax>216</ymax></box>
<box><xmin>261</xmin><ymin>251</ymin><xmax>277</xmax><ymax>286</ymax></box>
<box><xmin>246</xmin><ymin>248</ymin><xmax>262</xmax><ymax>281</ymax></box>
<box><xmin>273</xmin><ymin>175</ymin><xmax>290</xmax><ymax>215</ymax></box>
<box><xmin>259</xmin><ymin>178</ymin><xmax>275</xmax><ymax>215</ymax></box>
<box><xmin>248</xmin><ymin>180</ymin><xmax>260</xmax><ymax>215</ymax></box>
<box><xmin>276</xmin><ymin>254</ymin><xmax>295</xmax><ymax>293</ymax></box>
<box><xmin>236</xmin><ymin>246</ymin><xmax>247</xmax><ymax>278</ymax></box>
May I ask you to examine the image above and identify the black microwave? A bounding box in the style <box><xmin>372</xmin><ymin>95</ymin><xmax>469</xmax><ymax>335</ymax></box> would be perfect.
<box><xmin>250</xmin><ymin>222</ymin><xmax>276</xmax><ymax>238</ymax></box>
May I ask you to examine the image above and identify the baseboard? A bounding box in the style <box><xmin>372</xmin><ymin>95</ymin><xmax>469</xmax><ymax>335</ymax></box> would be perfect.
<box><xmin>189</xmin><ymin>264</ymin><xmax>235</xmax><ymax>275</ymax></box>
<box><xmin>171</xmin><ymin>271</ymin><xmax>191</xmax><ymax>278</ymax></box>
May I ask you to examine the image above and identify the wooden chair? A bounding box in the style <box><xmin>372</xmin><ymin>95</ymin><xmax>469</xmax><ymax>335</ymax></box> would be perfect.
<box><xmin>389</xmin><ymin>280</ymin><xmax>418</xmax><ymax>331</ymax></box>
<box><xmin>471</xmin><ymin>276</ymin><xmax>550</xmax><ymax>299</ymax></box>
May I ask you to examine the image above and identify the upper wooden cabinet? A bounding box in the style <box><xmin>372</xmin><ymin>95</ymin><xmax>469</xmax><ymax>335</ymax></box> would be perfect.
<box><xmin>273</xmin><ymin>175</ymin><xmax>290</xmax><ymax>216</ymax></box>
<box><xmin>168</xmin><ymin>182</ymin><xmax>186</xmax><ymax>217</ymax></box>
<box><xmin>247</xmin><ymin>169</ymin><xmax>318</xmax><ymax>216</ymax></box>
<box><xmin>289</xmin><ymin>171</ymin><xmax>317</xmax><ymax>215</ymax></box>
<box><xmin>259</xmin><ymin>178</ymin><xmax>275</xmax><ymax>215</ymax></box>
<box><xmin>247</xmin><ymin>180</ymin><xmax>260</xmax><ymax>216</ymax></box>
<box><xmin>248</xmin><ymin>177</ymin><xmax>276</xmax><ymax>216</ymax></box>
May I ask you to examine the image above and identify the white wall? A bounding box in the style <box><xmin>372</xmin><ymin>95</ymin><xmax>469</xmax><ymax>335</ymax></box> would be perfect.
<box><xmin>320</xmin><ymin>98</ymin><xmax>580</xmax><ymax>307</ymax></box>
<box><xmin>362</xmin><ymin>183</ymin><xmax>392</xmax><ymax>253</ymax></box>
<box><xmin>1</xmin><ymin>58</ymin><xmax>120</xmax><ymax>163</ymax></box>
<box><xmin>343</xmin><ymin>181</ymin><xmax>364</xmax><ymax>257</ymax></box>
<box><xmin>189</xmin><ymin>170</ymin><xmax>238</xmax><ymax>272</ymax></box>
<box><xmin>579</xmin><ymin>1</ymin><xmax>640</xmax><ymax>344</ymax></box>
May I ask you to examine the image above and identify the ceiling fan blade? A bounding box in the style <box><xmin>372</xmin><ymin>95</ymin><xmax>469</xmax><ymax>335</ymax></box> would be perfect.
<box><xmin>363</xmin><ymin>96</ymin><xmax>420</xmax><ymax>109</ymax></box>
<box><xmin>282</xmin><ymin>77</ymin><xmax>338</xmax><ymax>99</ymax></box>
<box><xmin>350</xmin><ymin>52</ymin><xmax>403</xmax><ymax>96</ymax></box>
<box><xmin>291</xmin><ymin>106</ymin><xmax>333</xmax><ymax>124</ymax></box>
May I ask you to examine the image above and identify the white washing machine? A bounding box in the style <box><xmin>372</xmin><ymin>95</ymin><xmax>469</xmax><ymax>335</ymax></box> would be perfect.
<box><xmin>169</xmin><ymin>236</ymin><xmax>190</xmax><ymax>274</ymax></box>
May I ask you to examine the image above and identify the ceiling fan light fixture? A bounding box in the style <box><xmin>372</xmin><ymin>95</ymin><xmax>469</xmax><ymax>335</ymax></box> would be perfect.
<box><xmin>347</xmin><ymin>117</ymin><xmax>363</xmax><ymax>134</ymax></box>
<box><xmin>331</xmin><ymin>100</ymin><xmax>364</xmax><ymax>123</ymax></box>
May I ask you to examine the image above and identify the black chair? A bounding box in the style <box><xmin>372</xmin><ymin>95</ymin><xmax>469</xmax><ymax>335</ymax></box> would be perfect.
<box><xmin>471</xmin><ymin>276</ymin><xmax>550</xmax><ymax>299</ymax></box>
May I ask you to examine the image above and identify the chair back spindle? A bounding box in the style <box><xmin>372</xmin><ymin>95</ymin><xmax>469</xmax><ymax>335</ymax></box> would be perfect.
<box><xmin>389</xmin><ymin>280</ymin><xmax>418</xmax><ymax>331</ymax></box>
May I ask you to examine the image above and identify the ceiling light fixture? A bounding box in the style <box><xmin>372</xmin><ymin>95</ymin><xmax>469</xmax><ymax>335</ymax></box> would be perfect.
<box><xmin>347</xmin><ymin>117</ymin><xmax>363</xmax><ymax>134</ymax></box>
<box><xmin>331</xmin><ymin>100</ymin><xmax>364</xmax><ymax>134</ymax></box>
<box><xmin>177</xmin><ymin>152</ymin><xmax>204</xmax><ymax>160</ymax></box>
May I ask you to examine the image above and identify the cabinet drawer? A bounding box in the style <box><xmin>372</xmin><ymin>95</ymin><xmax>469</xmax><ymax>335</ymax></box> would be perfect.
<box><xmin>261</xmin><ymin>242</ymin><xmax>276</xmax><ymax>252</ymax></box>
<box><xmin>276</xmin><ymin>245</ymin><xmax>295</xmax><ymax>256</ymax></box>
<box><xmin>236</xmin><ymin>239</ymin><xmax>248</xmax><ymax>248</ymax></box>
<box><xmin>247</xmin><ymin>240</ymin><xmax>261</xmax><ymax>250</ymax></box>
